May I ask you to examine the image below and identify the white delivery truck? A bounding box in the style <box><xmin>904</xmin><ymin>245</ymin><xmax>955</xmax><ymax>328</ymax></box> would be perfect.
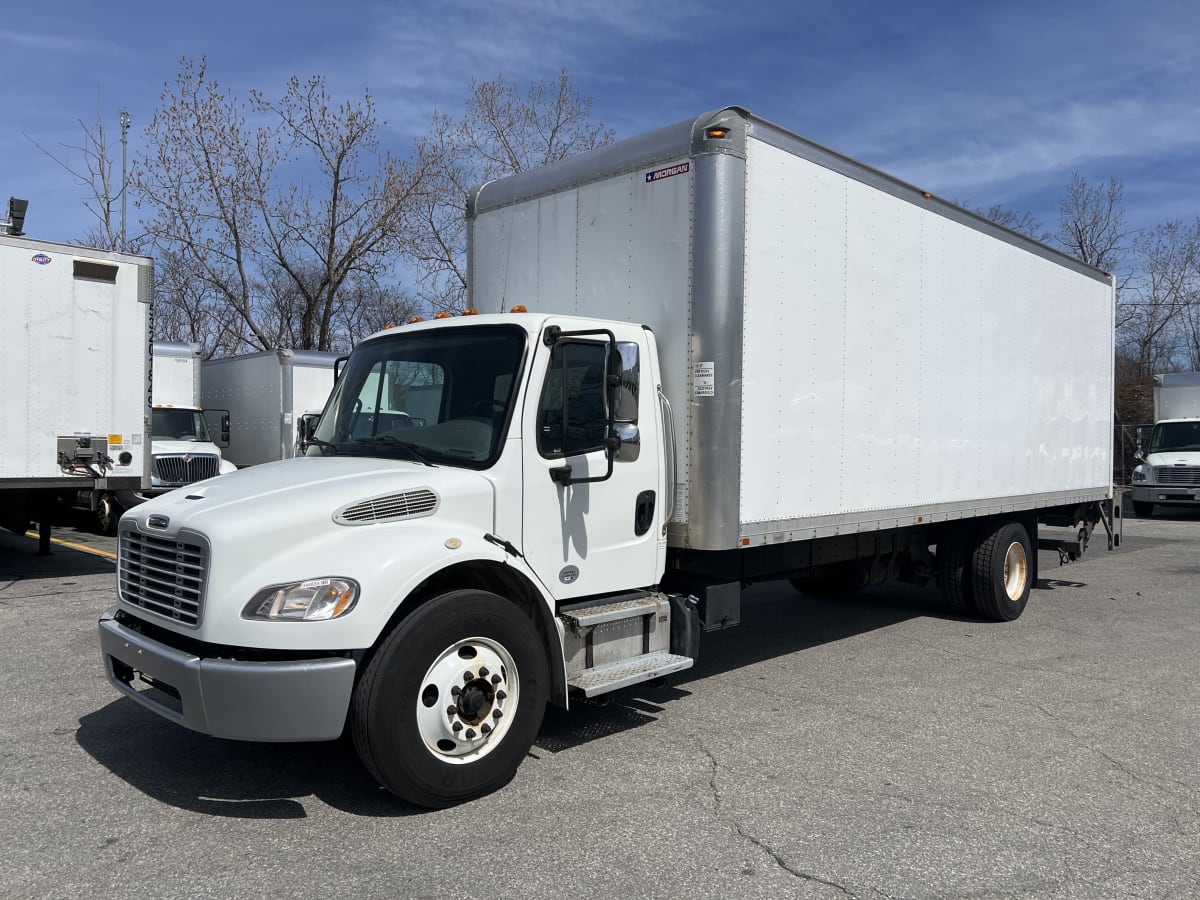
<box><xmin>122</xmin><ymin>341</ymin><xmax>238</xmax><ymax>530</ymax></box>
<box><xmin>1130</xmin><ymin>372</ymin><xmax>1200</xmax><ymax>516</ymax></box>
<box><xmin>1</xmin><ymin>232</ymin><xmax>152</xmax><ymax>551</ymax></box>
<box><xmin>200</xmin><ymin>349</ymin><xmax>340</xmax><ymax>467</ymax></box>
<box><xmin>98</xmin><ymin>107</ymin><xmax>1119</xmax><ymax>808</ymax></box>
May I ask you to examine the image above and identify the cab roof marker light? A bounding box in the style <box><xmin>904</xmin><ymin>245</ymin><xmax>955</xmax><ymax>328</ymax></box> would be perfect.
<box><xmin>462</xmin><ymin>308</ymin><xmax>479</xmax><ymax>316</ymax></box>
<box><xmin>434</xmin><ymin>312</ymin><xmax>452</xmax><ymax>319</ymax></box>
<box><xmin>408</xmin><ymin>316</ymin><xmax>425</xmax><ymax>324</ymax></box>
<box><xmin>510</xmin><ymin>305</ymin><xmax>528</xmax><ymax>313</ymax></box>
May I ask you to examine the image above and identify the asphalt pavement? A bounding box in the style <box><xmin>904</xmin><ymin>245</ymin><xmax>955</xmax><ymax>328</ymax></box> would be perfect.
<box><xmin>1</xmin><ymin>508</ymin><xmax>1197</xmax><ymax>899</ymax></box>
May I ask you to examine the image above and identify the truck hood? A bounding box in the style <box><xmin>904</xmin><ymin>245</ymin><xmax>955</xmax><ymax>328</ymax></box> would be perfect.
<box><xmin>124</xmin><ymin>456</ymin><xmax>495</xmax><ymax>539</ymax></box>
<box><xmin>151</xmin><ymin>439</ymin><xmax>222</xmax><ymax>455</ymax></box>
<box><xmin>1143</xmin><ymin>450</ymin><xmax>1200</xmax><ymax>468</ymax></box>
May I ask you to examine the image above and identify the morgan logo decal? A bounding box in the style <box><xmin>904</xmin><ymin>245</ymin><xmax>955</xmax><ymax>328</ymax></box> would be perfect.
<box><xmin>645</xmin><ymin>162</ymin><xmax>690</xmax><ymax>184</ymax></box>
<box><xmin>32</xmin><ymin>253</ymin><xmax>52</xmax><ymax>265</ymax></box>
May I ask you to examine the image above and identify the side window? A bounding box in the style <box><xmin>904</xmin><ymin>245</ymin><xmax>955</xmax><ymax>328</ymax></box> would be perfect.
<box><xmin>537</xmin><ymin>341</ymin><xmax>608</xmax><ymax>458</ymax></box>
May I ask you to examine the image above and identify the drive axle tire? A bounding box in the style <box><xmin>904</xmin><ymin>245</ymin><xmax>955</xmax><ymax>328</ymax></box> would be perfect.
<box><xmin>351</xmin><ymin>589</ymin><xmax>548</xmax><ymax>808</ymax></box>
<box><xmin>971</xmin><ymin>521</ymin><xmax>1032</xmax><ymax>622</ymax></box>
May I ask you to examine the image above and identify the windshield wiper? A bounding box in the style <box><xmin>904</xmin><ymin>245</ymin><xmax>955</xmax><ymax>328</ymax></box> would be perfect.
<box><xmin>305</xmin><ymin>436</ymin><xmax>338</xmax><ymax>456</ymax></box>
<box><xmin>354</xmin><ymin>435</ymin><xmax>436</xmax><ymax>467</ymax></box>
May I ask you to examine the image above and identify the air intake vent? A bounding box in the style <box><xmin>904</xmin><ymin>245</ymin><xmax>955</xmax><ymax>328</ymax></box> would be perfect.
<box><xmin>334</xmin><ymin>489</ymin><xmax>439</xmax><ymax>525</ymax></box>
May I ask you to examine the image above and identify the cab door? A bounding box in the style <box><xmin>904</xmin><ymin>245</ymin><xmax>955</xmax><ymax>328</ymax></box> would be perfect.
<box><xmin>520</xmin><ymin>322</ymin><xmax>663</xmax><ymax>600</ymax></box>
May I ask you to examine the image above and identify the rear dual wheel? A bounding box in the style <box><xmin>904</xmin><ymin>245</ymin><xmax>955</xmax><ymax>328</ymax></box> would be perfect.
<box><xmin>939</xmin><ymin>520</ymin><xmax>1032</xmax><ymax>621</ymax></box>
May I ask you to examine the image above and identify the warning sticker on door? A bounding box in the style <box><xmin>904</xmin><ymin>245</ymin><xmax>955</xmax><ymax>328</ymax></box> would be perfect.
<box><xmin>693</xmin><ymin>362</ymin><xmax>715</xmax><ymax>397</ymax></box>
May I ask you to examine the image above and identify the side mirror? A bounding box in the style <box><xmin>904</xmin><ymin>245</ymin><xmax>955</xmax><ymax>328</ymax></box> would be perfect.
<box><xmin>297</xmin><ymin>413</ymin><xmax>320</xmax><ymax>453</ymax></box>
<box><xmin>220</xmin><ymin>412</ymin><xmax>231</xmax><ymax>444</ymax></box>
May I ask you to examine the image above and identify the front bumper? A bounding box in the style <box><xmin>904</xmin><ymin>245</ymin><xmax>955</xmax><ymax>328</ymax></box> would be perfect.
<box><xmin>98</xmin><ymin>607</ymin><xmax>356</xmax><ymax>742</ymax></box>
<box><xmin>1130</xmin><ymin>484</ymin><xmax>1200</xmax><ymax>506</ymax></box>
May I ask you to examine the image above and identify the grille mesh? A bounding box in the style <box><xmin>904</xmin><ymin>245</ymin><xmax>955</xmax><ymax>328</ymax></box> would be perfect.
<box><xmin>335</xmin><ymin>489</ymin><xmax>439</xmax><ymax>525</ymax></box>
<box><xmin>118</xmin><ymin>531</ymin><xmax>207</xmax><ymax>626</ymax></box>
<box><xmin>154</xmin><ymin>454</ymin><xmax>220</xmax><ymax>486</ymax></box>
<box><xmin>1153</xmin><ymin>466</ymin><xmax>1200</xmax><ymax>486</ymax></box>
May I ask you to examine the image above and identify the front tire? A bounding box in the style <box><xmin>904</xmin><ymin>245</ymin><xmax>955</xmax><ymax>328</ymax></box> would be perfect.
<box><xmin>96</xmin><ymin>494</ymin><xmax>122</xmax><ymax>536</ymax></box>
<box><xmin>971</xmin><ymin>521</ymin><xmax>1032</xmax><ymax>621</ymax></box>
<box><xmin>351</xmin><ymin>589</ymin><xmax>548</xmax><ymax>808</ymax></box>
<box><xmin>1132</xmin><ymin>500</ymin><xmax>1154</xmax><ymax>518</ymax></box>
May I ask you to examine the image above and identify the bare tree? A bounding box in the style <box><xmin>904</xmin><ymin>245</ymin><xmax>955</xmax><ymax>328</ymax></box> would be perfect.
<box><xmin>1057</xmin><ymin>173</ymin><xmax>1126</xmax><ymax>272</ymax></box>
<box><xmin>406</xmin><ymin>69</ymin><xmax>614</xmax><ymax>313</ymax></box>
<box><xmin>26</xmin><ymin>96</ymin><xmax>130</xmax><ymax>252</ymax></box>
<box><xmin>965</xmin><ymin>202</ymin><xmax>1052</xmax><ymax>243</ymax></box>
<box><xmin>1117</xmin><ymin>220</ymin><xmax>1199</xmax><ymax>378</ymax></box>
<box><xmin>134</xmin><ymin>58</ymin><xmax>429</xmax><ymax>352</ymax></box>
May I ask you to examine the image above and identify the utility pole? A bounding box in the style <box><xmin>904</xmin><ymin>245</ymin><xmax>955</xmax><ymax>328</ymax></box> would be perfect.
<box><xmin>120</xmin><ymin>107</ymin><xmax>130</xmax><ymax>251</ymax></box>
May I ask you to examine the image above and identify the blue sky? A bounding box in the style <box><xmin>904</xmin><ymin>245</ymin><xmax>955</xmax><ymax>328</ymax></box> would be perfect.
<box><xmin>2</xmin><ymin>0</ymin><xmax>1197</xmax><ymax>260</ymax></box>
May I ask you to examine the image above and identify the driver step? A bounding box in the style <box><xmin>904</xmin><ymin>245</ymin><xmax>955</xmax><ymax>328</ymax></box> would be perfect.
<box><xmin>567</xmin><ymin>651</ymin><xmax>693</xmax><ymax>698</ymax></box>
<box><xmin>559</xmin><ymin>592</ymin><xmax>663</xmax><ymax>629</ymax></box>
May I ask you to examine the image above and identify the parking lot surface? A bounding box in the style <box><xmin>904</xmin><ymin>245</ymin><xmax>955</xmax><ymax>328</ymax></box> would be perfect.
<box><xmin>1</xmin><ymin>509</ymin><xmax>1197</xmax><ymax>899</ymax></box>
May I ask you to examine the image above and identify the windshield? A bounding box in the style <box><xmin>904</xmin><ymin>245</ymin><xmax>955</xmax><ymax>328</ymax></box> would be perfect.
<box><xmin>151</xmin><ymin>408</ymin><xmax>211</xmax><ymax>442</ymax></box>
<box><xmin>1150</xmin><ymin>421</ymin><xmax>1200</xmax><ymax>453</ymax></box>
<box><xmin>308</xmin><ymin>324</ymin><xmax>526</xmax><ymax>467</ymax></box>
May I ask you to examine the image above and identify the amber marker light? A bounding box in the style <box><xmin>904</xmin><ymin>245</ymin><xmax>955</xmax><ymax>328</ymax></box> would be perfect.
<box><xmin>705</xmin><ymin>126</ymin><xmax>730</xmax><ymax>139</ymax></box>
<box><xmin>461</xmin><ymin>308</ymin><xmax>479</xmax><ymax>316</ymax></box>
<box><xmin>408</xmin><ymin>316</ymin><xmax>425</xmax><ymax>324</ymax></box>
<box><xmin>510</xmin><ymin>305</ymin><xmax>528</xmax><ymax>313</ymax></box>
<box><xmin>434</xmin><ymin>312</ymin><xmax>453</xmax><ymax>319</ymax></box>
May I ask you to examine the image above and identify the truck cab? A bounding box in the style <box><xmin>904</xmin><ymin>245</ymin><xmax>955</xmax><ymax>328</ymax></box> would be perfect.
<box><xmin>1130</xmin><ymin>372</ymin><xmax>1200</xmax><ymax>517</ymax></box>
<box><xmin>1131</xmin><ymin>418</ymin><xmax>1200</xmax><ymax>516</ymax></box>
<box><xmin>99</xmin><ymin>312</ymin><xmax>685</xmax><ymax>808</ymax></box>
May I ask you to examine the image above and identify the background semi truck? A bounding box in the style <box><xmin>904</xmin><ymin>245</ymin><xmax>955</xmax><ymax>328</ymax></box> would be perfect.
<box><xmin>200</xmin><ymin>349</ymin><xmax>340</xmax><ymax>467</ymax></box>
<box><xmin>1130</xmin><ymin>372</ymin><xmax>1200</xmax><ymax>516</ymax></box>
<box><xmin>99</xmin><ymin>106</ymin><xmax>1118</xmax><ymax>808</ymax></box>
<box><xmin>1</xmin><ymin>232</ymin><xmax>151</xmax><ymax>550</ymax></box>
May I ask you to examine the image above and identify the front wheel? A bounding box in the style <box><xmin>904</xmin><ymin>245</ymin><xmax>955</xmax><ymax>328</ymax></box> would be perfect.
<box><xmin>1132</xmin><ymin>500</ymin><xmax>1154</xmax><ymax>518</ymax></box>
<box><xmin>96</xmin><ymin>494</ymin><xmax>123</xmax><ymax>536</ymax></box>
<box><xmin>351</xmin><ymin>590</ymin><xmax>548</xmax><ymax>808</ymax></box>
<box><xmin>971</xmin><ymin>521</ymin><xmax>1032</xmax><ymax>621</ymax></box>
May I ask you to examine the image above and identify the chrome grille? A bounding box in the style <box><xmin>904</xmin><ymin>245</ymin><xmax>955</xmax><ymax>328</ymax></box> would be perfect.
<box><xmin>154</xmin><ymin>453</ymin><xmax>220</xmax><ymax>486</ymax></box>
<box><xmin>334</xmin><ymin>489</ymin><xmax>439</xmax><ymax>525</ymax></box>
<box><xmin>1153</xmin><ymin>466</ymin><xmax>1200</xmax><ymax>486</ymax></box>
<box><xmin>119</xmin><ymin>531</ymin><xmax>208</xmax><ymax>626</ymax></box>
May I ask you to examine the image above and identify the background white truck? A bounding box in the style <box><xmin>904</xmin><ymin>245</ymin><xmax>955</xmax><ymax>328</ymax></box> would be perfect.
<box><xmin>1</xmin><ymin>232</ymin><xmax>151</xmax><ymax>551</ymax></box>
<box><xmin>99</xmin><ymin>106</ymin><xmax>1119</xmax><ymax>808</ymax></box>
<box><xmin>118</xmin><ymin>341</ymin><xmax>239</xmax><ymax>531</ymax></box>
<box><xmin>200</xmin><ymin>349</ymin><xmax>340</xmax><ymax>467</ymax></box>
<box><xmin>1130</xmin><ymin>372</ymin><xmax>1200</xmax><ymax>516</ymax></box>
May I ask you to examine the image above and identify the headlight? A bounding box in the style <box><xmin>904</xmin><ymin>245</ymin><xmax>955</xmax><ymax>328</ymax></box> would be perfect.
<box><xmin>1132</xmin><ymin>468</ymin><xmax>1147</xmax><ymax>482</ymax></box>
<box><xmin>243</xmin><ymin>577</ymin><xmax>359</xmax><ymax>621</ymax></box>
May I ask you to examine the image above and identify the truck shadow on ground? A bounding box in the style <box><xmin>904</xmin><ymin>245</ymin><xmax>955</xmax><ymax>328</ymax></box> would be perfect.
<box><xmin>73</xmin><ymin>568</ymin><xmax>1097</xmax><ymax>819</ymax></box>
<box><xmin>75</xmin><ymin>702</ymin><xmax>420</xmax><ymax>819</ymax></box>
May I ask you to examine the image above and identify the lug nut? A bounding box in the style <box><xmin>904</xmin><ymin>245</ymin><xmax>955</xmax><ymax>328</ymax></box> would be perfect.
<box><xmin>481</xmin><ymin>723</ymin><xmax>492</xmax><ymax>735</ymax></box>
<box><xmin>493</xmin><ymin>709</ymin><xmax>503</xmax><ymax>720</ymax></box>
<box><xmin>452</xmin><ymin>721</ymin><xmax>463</xmax><ymax>733</ymax></box>
<box><xmin>463</xmin><ymin>671</ymin><xmax>473</xmax><ymax>682</ymax></box>
<box><xmin>465</xmin><ymin>729</ymin><xmax>476</xmax><ymax>739</ymax></box>
<box><xmin>450</xmin><ymin>685</ymin><xmax>461</xmax><ymax>696</ymax></box>
<box><xmin>496</xmin><ymin>690</ymin><xmax>507</xmax><ymax>701</ymax></box>
<box><xmin>446</xmin><ymin>705</ymin><xmax>457</xmax><ymax>716</ymax></box>
<box><xmin>490</xmin><ymin>674</ymin><xmax>501</xmax><ymax>685</ymax></box>
<box><xmin>479</xmin><ymin>667</ymin><xmax>489</xmax><ymax>677</ymax></box>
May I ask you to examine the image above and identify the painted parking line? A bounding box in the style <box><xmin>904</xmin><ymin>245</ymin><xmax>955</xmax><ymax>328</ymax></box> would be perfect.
<box><xmin>24</xmin><ymin>532</ymin><xmax>117</xmax><ymax>561</ymax></box>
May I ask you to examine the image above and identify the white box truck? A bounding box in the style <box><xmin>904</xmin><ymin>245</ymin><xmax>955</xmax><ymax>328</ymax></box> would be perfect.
<box><xmin>200</xmin><ymin>349</ymin><xmax>340</xmax><ymax>467</ymax></box>
<box><xmin>98</xmin><ymin>107</ymin><xmax>1119</xmax><ymax>808</ymax></box>
<box><xmin>131</xmin><ymin>341</ymin><xmax>237</xmax><ymax>526</ymax></box>
<box><xmin>1130</xmin><ymin>372</ymin><xmax>1200</xmax><ymax>516</ymax></box>
<box><xmin>1</xmin><ymin>233</ymin><xmax>151</xmax><ymax>551</ymax></box>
